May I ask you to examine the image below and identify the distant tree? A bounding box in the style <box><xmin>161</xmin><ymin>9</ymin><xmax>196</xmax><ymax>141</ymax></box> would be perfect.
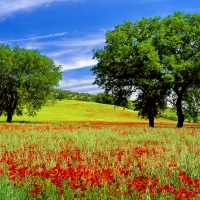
<box><xmin>0</xmin><ymin>44</ymin><xmax>62</xmax><ymax>122</ymax></box>
<box><xmin>59</xmin><ymin>90</ymin><xmax>67</xmax><ymax>100</ymax></box>
<box><xmin>182</xmin><ymin>88</ymin><xmax>200</xmax><ymax>123</ymax></box>
<box><xmin>53</xmin><ymin>89</ymin><xmax>96</xmax><ymax>102</ymax></box>
<box><xmin>95</xmin><ymin>93</ymin><xmax>114</xmax><ymax>105</ymax></box>
<box><xmin>157</xmin><ymin>12</ymin><xmax>200</xmax><ymax>127</ymax></box>
<box><xmin>92</xmin><ymin>17</ymin><xmax>171</xmax><ymax>127</ymax></box>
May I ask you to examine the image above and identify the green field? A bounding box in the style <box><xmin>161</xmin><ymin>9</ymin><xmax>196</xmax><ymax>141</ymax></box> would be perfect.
<box><xmin>0</xmin><ymin>100</ymin><xmax>199</xmax><ymax>199</ymax></box>
<box><xmin>0</xmin><ymin>100</ymin><xmax>174</xmax><ymax>124</ymax></box>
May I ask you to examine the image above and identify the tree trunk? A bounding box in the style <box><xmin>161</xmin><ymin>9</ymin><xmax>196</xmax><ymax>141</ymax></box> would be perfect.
<box><xmin>6</xmin><ymin>113</ymin><xmax>13</xmax><ymax>123</ymax></box>
<box><xmin>6</xmin><ymin>91</ymin><xmax>18</xmax><ymax>123</ymax></box>
<box><xmin>148</xmin><ymin>115</ymin><xmax>154</xmax><ymax>127</ymax></box>
<box><xmin>176</xmin><ymin>95</ymin><xmax>184</xmax><ymax>127</ymax></box>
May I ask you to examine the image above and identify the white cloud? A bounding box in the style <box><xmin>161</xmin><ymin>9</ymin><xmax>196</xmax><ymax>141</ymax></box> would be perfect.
<box><xmin>71</xmin><ymin>85</ymin><xmax>98</xmax><ymax>90</ymax></box>
<box><xmin>43</xmin><ymin>37</ymin><xmax>105</xmax><ymax>48</ymax></box>
<box><xmin>86</xmin><ymin>89</ymin><xmax>102</xmax><ymax>94</ymax></box>
<box><xmin>0</xmin><ymin>0</ymin><xmax>80</xmax><ymax>16</ymax></box>
<box><xmin>59</xmin><ymin>59</ymin><xmax>98</xmax><ymax>71</ymax></box>
<box><xmin>185</xmin><ymin>8</ymin><xmax>200</xmax><ymax>12</ymax></box>
<box><xmin>2</xmin><ymin>0</ymin><xmax>163</xmax><ymax>18</ymax></box>
<box><xmin>23</xmin><ymin>33</ymin><xmax>105</xmax><ymax>70</ymax></box>
<box><xmin>59</xmin><ymin>77</ymin><xmax>102</xmax><ymax>94</ymax></box>
<box><xmin>0</xmin><ymin>29</ymin><xmax>106</xmax><ymax>93</ymax></box>
<box><xmin>2</xmin><ymin>32</ymin><xmax>105</xmax><ymax>71</ymax></box>
<box><xmin>0</xmin><ymin>32</ymin><xmax>67</xmax><ymax>43</ymax></box>
<box><xmin>59</xmin><ymin>77</ymin><xmax>95</xmax><ymax>87</ymax></box>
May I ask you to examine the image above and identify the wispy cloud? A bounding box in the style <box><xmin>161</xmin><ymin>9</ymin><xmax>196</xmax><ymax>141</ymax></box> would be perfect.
<box><xmin>0</xmin><ymin>0</ymin><xmax>82</xmax><ymax>16</ymax></box>
<box><xmin>0</xmin><ymin>28</ymin><xmax>106</xmax><ymax>93</ymax></box>
<box><xmin>185</xmin><ymin>7</ymin><xmax>200</xmax><ymax>12</ymax></box>
<box><xmin>0</xmin><ymin>32</ymin><xmax>67</xmax><ymax>43</ymax></box>
<box><xmin>59</xmin><ymin>77</ymin><xmax>94</xmax><ymax>87</ymax></box>
<box><xmin>52</xmin><ymin>36</ymin><xmax>105</xmax><ymax>70</ymax></box>
<box><xmin>59</xmin><ymin>77</ymin><xmax>102</xmax><ymax>93</ymax></box>
<box><xmin>60</xmin><ymin>59</ymin><xmax>98</xmax><ymax>71</ymax></box>
<box><xmin>17</xmin><ymin>33</ymin><xmax>106</xmax><ymax>71</ymax></box>
<box><xmin>1</xmin><ymin>30</ymin><xmax>105</xmax><ymax>71</ymax></box>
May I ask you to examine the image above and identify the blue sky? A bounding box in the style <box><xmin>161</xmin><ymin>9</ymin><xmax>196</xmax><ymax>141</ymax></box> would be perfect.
<box><xmin>0</xmin><ymin>0</ymin><xmax>199</xmax><ymax>94</ymax></box>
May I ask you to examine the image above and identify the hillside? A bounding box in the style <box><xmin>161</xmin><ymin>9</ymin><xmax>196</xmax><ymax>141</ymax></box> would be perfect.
<box><xmin>0</xmin><ymin>100</ymin><xmax>173</xmax><ymax>124</ymax></box>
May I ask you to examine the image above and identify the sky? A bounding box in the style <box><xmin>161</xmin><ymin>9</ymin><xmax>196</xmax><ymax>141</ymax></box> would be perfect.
<box><xmin>0</xmin><ymin>0</ymin><xmax>199</xmax><ymax>94</ymax></box>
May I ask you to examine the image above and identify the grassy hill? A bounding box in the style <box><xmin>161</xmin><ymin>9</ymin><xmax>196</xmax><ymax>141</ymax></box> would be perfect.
<box><xmin>160</xmin><ymin>108</ymin><xmax>178</xmax><ymax>121</ymax></box>
<box><xmin>0</xmin><ymin>100</ymin><xmax>174</xmax><ymax>124</ymax></box>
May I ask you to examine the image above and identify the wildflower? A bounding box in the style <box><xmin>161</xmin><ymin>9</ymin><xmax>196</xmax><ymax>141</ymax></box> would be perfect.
<box><xmin>34</xmin><ymin>187</ymin><xmax>40</xmax><ymax>194</ymax></box>
<box><xmin>73</xmin><ymin>193</ymin><xmax>78</xmax><ymax>198</ymax></box>
<box><xmin>59</xmin><ymin>189</ymin><xmax>64</xmax><ymax>194</ymax></box>
<box><xmin>29</xmin><ymin>190</ymin><xmax>35</xmax><ymax>194</ymax></box>
<box><xmin>80</xmin><ymin>193</ymin><xmax>85</xmax><ymax>197</ymax></box>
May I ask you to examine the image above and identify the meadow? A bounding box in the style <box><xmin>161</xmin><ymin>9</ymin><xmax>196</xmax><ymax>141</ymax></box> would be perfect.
<box><xmin>0</xmin><ymin>100</ymin><xmax>199</xmax><ymax>199</ymax></box>
<box><xmin>0</xmin><ymin>100</ymin><xmax>174</xmax><ymax>124</ymax></box>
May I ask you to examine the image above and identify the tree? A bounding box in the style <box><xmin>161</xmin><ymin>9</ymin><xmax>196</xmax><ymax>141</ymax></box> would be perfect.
<box><xmin>134</xmin><ymin>83</ymin><xmax>169</xmax><ymax>127</ymax></box>
<box><xmin>95</xmin><ymin>93</ymin><xmax>114</xmax><ymax>105</ymax></box>
<box><xmin>92</xmin><ymin>17</ymin><xmax>171</xmax><ymax>127</ymax></box>
<box><xmin>55</xmin><ymin>89</ymin><xmax>67</xmax><ymax>100</ymax></box>
<box><xmin>182</xmin><ymin>88</ymin><xmax>200</xmax><ymax>123</ymax></box>
<box><xmin>157</xmin><ymin>12</ymin><xmax>200</xmax><ymax>127</ymax></box>
<box><xmin>92</xmin><ymin>12</ymin><xmax>200</xmax><ymax>127</ymax></box>
<box><xmin>0</xmin><ymin>44</ymin><xmax>62</xmax><ymax>123</ymax></box>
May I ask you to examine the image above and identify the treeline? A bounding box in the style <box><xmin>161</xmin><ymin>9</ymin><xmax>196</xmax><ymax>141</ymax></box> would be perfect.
<box><xmin>53</xmin><ymin>89</ymin><xmax>199</xmax><ymax>123</ymax></box>
<box><xmin>53</xmin><ymin>89</ymin><xmax>134</xmax><ymax>109</ymax></box>
<box><xmin>53</xmin><ymin>89</ymin><xmax>96</xmax><ymax>102</ymax></box>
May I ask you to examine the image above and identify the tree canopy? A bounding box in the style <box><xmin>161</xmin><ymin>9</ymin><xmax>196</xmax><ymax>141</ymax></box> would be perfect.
<box><xmin>92</xmin><ymin>12</ymin><xmax>200</xmax><ymax>127</ymax></box>
<box><xmin>0</xmin><ymin>44</ymin><xmax>62</xmax><ymax>122</ymax></box>
<box><xmin>92</xmin><ymin>16</ymin><xmax>171</xmax><ymax>127</ymax></box>
<box><xmin>157</xmin><ymin>12</ymin><xmax>200</xmax><ymax>127</ymax></box>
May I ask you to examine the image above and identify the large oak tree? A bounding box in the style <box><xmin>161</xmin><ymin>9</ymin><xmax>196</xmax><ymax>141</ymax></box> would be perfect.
<box><xmin>92</xmin><ymin>17</ymin><xmax>171</xmax><ymax>127</ymax></box>
<box><xmin>157</xmin><ymin>12</ymin><xmax>200</xmax><ymax>127</ymax></box>
<box><xmin>92</xmin><ymin>12</ymin><xmax>200</xmax><ymax>127</ymax></box>
<box><xmin>0</xmin><ymin>44</ymin><xmax>62</xmax><ymax>122</ymax></box>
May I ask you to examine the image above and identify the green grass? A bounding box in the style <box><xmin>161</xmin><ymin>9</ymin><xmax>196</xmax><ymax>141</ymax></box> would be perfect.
<box><xmin>0</xmin><ymin>100</ymin><xmax>173</xmax><ymax>124</ymax></box>
<box><xmin>161</xmin><ymin>108</ymin><xmax>200</xmax><ymax>123</ymax></box>
<box><xmin>160</xmin><ymin>108</ymin><xmax>178</xmax><ymax>121</ymax></box>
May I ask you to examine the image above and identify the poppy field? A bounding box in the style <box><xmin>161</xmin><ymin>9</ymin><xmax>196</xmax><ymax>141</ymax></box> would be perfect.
<box><xmin>0</xmin><ymin>122</ymin><xmax>200</xmax><ymax>200</ymax></box>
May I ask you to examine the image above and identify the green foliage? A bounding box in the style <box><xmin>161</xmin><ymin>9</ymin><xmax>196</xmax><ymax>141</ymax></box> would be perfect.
<box><xmin>0</xmin><ymin>44</ymin><xmax>62</xmax><ymax>122</ymax></box>
<box><xmin>53</xmin><ymin>89</ymin><xmax>134</xmax><ymax>109</ymax></box>
<box><xmin>94</xmin><ymin>92</ymin><xmax>114</xmax><ymax>105</ymax></box>
<box><xmin>160</xmin><ymin>107</ymin><xmax>178</xmax><ymax>121</ymax></box>
<box><xmin>53</xmin><ymin>89</ymin><xmax>96</xmax><ymax>102</ymax></box>
<box><xmin>157</xmin><ymin>12</ymin><xmax>200</xmax><ymax>127</ymax></box>
<box><xmin>92</xmin><ymin>11</ymin><xmax>200</xmax><ymax>127</ymax></box>
<box><xmin>92</xmin><ymin>17</ymin><xmax>170</xmax><ymax>127</ymax></box>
